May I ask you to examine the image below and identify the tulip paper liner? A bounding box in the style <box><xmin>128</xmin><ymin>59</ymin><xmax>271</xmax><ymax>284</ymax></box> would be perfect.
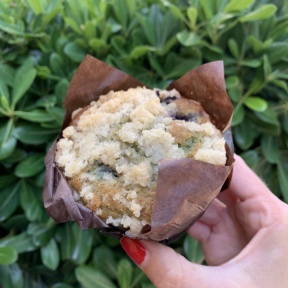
<box><xmin>43</xmin><ymin>55</ymin><xmax>234</xmax><ymax>243</ymax></box>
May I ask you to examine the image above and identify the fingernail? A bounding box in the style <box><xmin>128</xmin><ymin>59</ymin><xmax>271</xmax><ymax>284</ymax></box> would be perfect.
<box><xmin>120</xmin><ymin>237</ymin><xmax>146</xmax><ymax>265</ymax></box>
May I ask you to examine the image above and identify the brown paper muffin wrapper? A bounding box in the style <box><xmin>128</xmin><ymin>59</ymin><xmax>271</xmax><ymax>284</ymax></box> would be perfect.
<box><xmin>43</xmin><ymin>55</ymin><xmax>234</xmax><ymax>243</ymax></box>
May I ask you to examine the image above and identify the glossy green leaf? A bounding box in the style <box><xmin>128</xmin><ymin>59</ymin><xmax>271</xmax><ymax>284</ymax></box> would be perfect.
<box><xmin>0</xmin><ymin>264</ymin><xmax>23</xmax><ymax>288</ymax></box>
<box><xmin>0</xmin><ymin>233</ymin><xmax>37</xmax><ymax>253</ymax></box>
<box><xmin>184</xmin><ymin>235</ymin><xmax>204</xmax><ymax>263</ymax></box>
<box><xmin>0</xmin><ymin>246</ymin><xmax>18</xmax><ymax>265</ymax></box>
<box><xmin>0</xmin><ymin>183</ymin><xmax>20</xmax><ymax>221</ymax></box>
<box><xmin>240</xmin><ymin>150</ymin><xmax>259</xmax><ymax>169</ymax></box>
<box><xmin>93</xmin><ymin>246</ymin><xmax>117</xmax><ymax>279</ymax></box>
<box><xmin>228</xmin><ymin>39</ymin><xmax>239</xmax><ymax>59</ymax></box>
<box><xmin>240</xmin><ymin>4</ymin><xmax>277</xmax><ymax>22</ymax></box>
<box><xmin>244</xmin><ymin>97</ymin><xmax>268</xmax><ymax>112</ymax></box>
<box><xmin>226</xmin><ymin>76</ymin><xmax>239</xmax><ymax>89</ymax></box>
<box><xmin>64</xmin><ymin>42</ymin><xmax>86</xmax><ymax>63</ymax></box>
<box><xmin>51</xmin><ymin>284</ymin><xmax>74</xmax><ymax>288</ymax></box>
<box><xmin>232</xmin><ymin>105</ymin><xmax>245</xmax><ymax>126</ymax></box>
<box><xmin>0</xmin><ymin>119</ymin><xmax>17</xmax><ymax>160</ymax></box>
<box><xmin>130</xmin><ymin>46</ymin><xmax>155</xmax><ymax>59</ymax></box>
<box><xmin>89</xmin><ymin>38</ymin><xmax>106</xmax><ymax>53</ymax></box>
<box><xmin>12</xmin><ymin>67</ymin><xmax>36</xmax><ymax>108</ymax></box>
<box><xmin>233</xmin><ymin>120</ymin><xmax>256</xmax><ymax>150</ymax></box>
<box><xmin>20</xmin><ymin>180</ymin><xmax>43</xmax><ymax>221</ymax></box>
<box><xmin>225</xmin><ymin>0</ymin><xmax>254</xmax><ymax>12</ymax></box>
<box><xmin>277</xmin><ymin>154</ymin><xmax>288</xmax><ymax>201</ymax></box>
<box><xmin>117</xmin><ymin>258</ymin><xmax>132</xmax><ymax>288</ymax></box>
<box><xmin>199</xmin><ymin>0</ymin><xmax>213</xmax><ymax>19</ymax></box>
<box><xmin>240</xmin><ymin>59</ymin><xmax>261</xmax><ymax>68</ymax></box>
<box><xmin>261</xmin><ymin>135</ymin><xmax>279</xmax><ymax>164</ymax></box>
<box><xmin>46</xmin><ymin>106</ymin><xmax>65</xmax><ymax>124</ymax></box>
<box><xmin>27</xmin><ymin>221</ymin><xmax>55</xmax><ymax>246</ymax></box>
<box><xmin>0</xmin><ymin>175</ymin><xmax>16</xmax><ymax>189</ymax></box>
<box><xmin>187</xmin><ymin>7</ymin><xmax>197</xmax><ymax>26</ymax></box>
<box><xmin>254</xmin><ymin>108</ymin><xmax>280</xmax><ymax>126</ymax></box>
<box><xmin>50</xmin><ymin>53</ymin><xmax>65</xmax><ymax>76</ymax></box>
<box><xmin>14</xmin><ymin>123</ymin><xmax>58</xmax><ymax>144</ymax></box>
<box><xmin>75</xmin><ymin>266</ymin><xmax>117</xmax><ymax>288</ymax></box>
<box><xmin>60</xmin><ymin>223</ymin><xmax>93</xmax><ymax>264</ymax></box>
<box><xmin>41</xmin><ymin>239</ymin><xmax>60</xmax><ymax>270</ymax></box>
<box><xmin>64</xmin><ymin>17</ymin><xmax>82</xmax><ymax>34</ymax></box>
<box><xmin>15</xmin><ymin>109</ymin><xmax>54</xmax><ymax>122</ymax></box>
<box><xmin>177</xmin><ymin>30</ymin><xmax>201</xmax><ymax>47</ymax></box>
<box><xmin>26</xmin><ymin>0</ymin><xmax>44</xmax><ymax>15</ymax></box>
<box><xmin>14</xmin><ymin>153</ymin><xmax>45</xmax><ymax>178</ymax></box>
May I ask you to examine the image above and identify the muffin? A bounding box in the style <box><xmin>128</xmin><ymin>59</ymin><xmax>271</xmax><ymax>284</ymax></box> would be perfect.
<box><xmin>55</xmin><ymin>87</ymin><xmax>227</xmax><ymax>237</ymax></box>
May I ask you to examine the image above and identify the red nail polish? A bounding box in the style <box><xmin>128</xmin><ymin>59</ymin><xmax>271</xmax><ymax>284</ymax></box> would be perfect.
<box><xmin>120</xmin><ymin>237</ymin><xmax>146</xmax><ymax>265</ymax></box>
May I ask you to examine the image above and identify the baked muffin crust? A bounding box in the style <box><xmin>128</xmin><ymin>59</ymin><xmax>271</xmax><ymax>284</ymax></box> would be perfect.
<box><xmin>55</xmin><ymin>87</ymin><xmax>226</xmax><ymax>236</ymax></box>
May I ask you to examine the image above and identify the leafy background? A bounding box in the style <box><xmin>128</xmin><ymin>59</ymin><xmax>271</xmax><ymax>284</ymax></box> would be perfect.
<box><xmin>0</xmin><ymin>0</ymin><xmax>287</xmax><ymax>287</ymax></box>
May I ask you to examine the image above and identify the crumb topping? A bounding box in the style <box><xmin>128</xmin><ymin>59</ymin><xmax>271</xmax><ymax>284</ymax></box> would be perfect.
<box><xmin>55</xmin><ymin>87</ymin><xmax>226</xmax><ymax>236</ymax></box>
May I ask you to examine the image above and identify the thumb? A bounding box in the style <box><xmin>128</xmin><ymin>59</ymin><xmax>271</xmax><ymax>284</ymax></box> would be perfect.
<box><xmin>120</xmin><ymin>237</ymin><xmax>217</xmax><ymax>288</ymax></box>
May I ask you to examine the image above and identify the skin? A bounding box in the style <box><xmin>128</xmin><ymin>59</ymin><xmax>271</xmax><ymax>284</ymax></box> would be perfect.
<box><xmin>124</xmin><ymin>155</ymin><xmax>288</xmax><ymax>287</ymax></box>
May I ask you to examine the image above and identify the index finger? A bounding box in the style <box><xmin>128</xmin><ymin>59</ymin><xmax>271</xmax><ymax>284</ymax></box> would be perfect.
<box><xmin>229</xmin><ymin>155</ymin><xmax>274</xmax><ymax>201</ymax></box>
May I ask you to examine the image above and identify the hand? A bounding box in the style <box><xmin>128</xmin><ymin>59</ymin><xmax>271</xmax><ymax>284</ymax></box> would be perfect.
<box><xmin>121</xmin><ymin>155</ymin><xmax>288</xmax><ymax>287</ymax></box>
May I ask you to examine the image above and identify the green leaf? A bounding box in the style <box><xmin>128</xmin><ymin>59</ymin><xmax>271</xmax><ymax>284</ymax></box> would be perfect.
<box><xmin>0</xmin><ymin>183</ymin><xmax>20</xmax><ymax>221</ymax></box>
<box><xmin>93</xmin><ymin>246</ymin><xmax>117</xmax><ymax>279</ymax></box>
<box><xmin>117</xmin><ymin>258</ymin><xmax>132</xmax><ymax>288</ymax></box>
<box><xmin>0</xmin><ymin>246</ymin><xmax>18</xmax><ymax>265</ymax></box>
<box><xmin>41</xmin><ymin>239</ymin><xmax>60</xmax><ymax>270</ymax></box>
<box><xmin>14</xmin><ymin>153</ymin><xmax>45</xmax><ymax>178</ymax></box>
<box><xmin>51</xmin><ymin>284</ymin><xmax>74</xmax><ymax>288</ymax></box>
<box><xmin>20</xmin><ymin>180</ymin><xmax>43</xmax><ymax>221</ymax></box>
<box><xmin>15</xmin><ymin>109</ymin><xmax>54</xmax><ymax>122</ymax></box>
<box><xmin>0</xmin><ymin>119</ymin><xmax>17</xmax><ymax>160</ymax></box>
<box><xmin>241</xmin><ymin>150</ymin><xmax>259</xmax><ymax>168</ymax></box>
<box><xmin>261</xmin><ymin>134</ymin><xmax>279</xmax><ymax>164</ymax></box>
<box><xmin>232</xmin><ymin>105</ymin><xmax>245</xmax><ymax>126</ymax></box>
<box><xmin>64</xmin><ymin>42</ymin><xmax>86</xmax><ymax>63</ymax></box>
<box><xmin>225</xmin><ymin>0</ymin><xmax>254</xmax><ymax>12</ymax></box>
<box><xmin>183</xmin><ymin>235</ymin><xmax>204</xmax><ymax>263</ymax></box>
<box><xmin>26</xmin><ymin>0</ymin><xmax>44</xmax><ymax>15</ymax></box>
<box><xmin>244</xmin><ymin>97</ymin><xmax>268</xmax><ymax>112</ymax></box>
<box><xmin>265</xmin><ymin>43</ymin><xmax>288</xmax><ymax>64</ymax></box>
<box><xmin>60</xmin><ymin>223</ymin><xmax>93</xmax><ymax>264</ymax></box>
<box><xmin>187</xmin><ymin>7</ymin><xmax>198</xmax><ymax>26</ymax></box>
<box><xmin>0</xmin><ymin>233</ymin><xmax>37</xmax><ymax>253</ymax></box>
<box><xmin>199</xmin><ymin>0</ymin><xmax>213</xmax><ymax>19</ymax></box>
<box><xmin>0</xmin><ymin>175</ymin><xmax>16</xmax><ymax>189</ymax></box>
<box><xmin>0</xmin><ymin>264</ymin><xmax>23</xmax><ymax>288</ymax></box>
<box><xmin>130</xmin><ymin>46</ymin><xmax>155</xmax><ymax>59</ymax></box>
<box><xmin>226</xmin><ymin>76</ymin><xmax>239</xmax><ymax>89</ymax></box>
<box><xmin>89</xmin><ymin>38</ymin><xmax>106</xmax><ymax>53</ymax></box>
<box><xmin>233</xmin><ymin>120</ymin><xmax>256</xmax><ymax>150</ymax></box>
<box><xmin>75</xmin><ymin>266</ymin><xmax>117</xmax><ymax>288</ymax></box>
<box><xmin>240</xmin><ymin>4</ymin><xmax>277</xmax><ymax>22</ymax></box>
<box><xmin>64</xmin><ymin>17</ymin><xmax>82</xmax><ymax>34</ymax></box>
<box><xmin>239</xmin><ymin>59</ymin><xmax>261</xmax><ymax>68</ymax></box>
<box><xmin>277</xmin><ymin>154</ymin><xmax>288</xmax><ymax>202</ymax></box>
<box><xmin>47</xmin><ymin>106</ymin><xmax>65</xmax><ymax>124</ymax></box>
<box><xmin>14</xmin><ymin>123</ymin><xmax>58</xmax><ymax>145</ymax></box>
<box><xmin>177</xmin><ymin>30</ymin><xmax>201</xmax><ymax>46</ymax></box>
<box><xmin>12</xmin><ymin>67</ymin><xmax>36</xmax><ymax>108</ymax></box>
<box><xmin>228</xmin><ymin>38</ymin><xmax>239</xmax><ymax>59</ymax></box>
<box><xmin>50</xmin><ymin>53</ymin><xmax>65</xmax><ymax>76</ymax></box>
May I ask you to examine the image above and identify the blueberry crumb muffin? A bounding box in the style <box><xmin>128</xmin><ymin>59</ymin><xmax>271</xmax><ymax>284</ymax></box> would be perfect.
<box><xmin>55</xmin><ymin>87</ymin><xmax>226</xmax><ymax>237</ymax></box>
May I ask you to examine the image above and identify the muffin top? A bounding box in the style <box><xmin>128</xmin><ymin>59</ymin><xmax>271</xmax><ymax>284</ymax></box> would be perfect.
<box><xmin>55</xmin><ymin>87</ymin><xmax>226</xmax><ymax>236</ymax></box>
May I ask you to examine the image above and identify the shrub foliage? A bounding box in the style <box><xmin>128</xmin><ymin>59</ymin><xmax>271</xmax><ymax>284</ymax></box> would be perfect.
<box><xmin>0</xmin><ymin>0</ymin><xmax>287</xmax><ymax>287</ymax></box>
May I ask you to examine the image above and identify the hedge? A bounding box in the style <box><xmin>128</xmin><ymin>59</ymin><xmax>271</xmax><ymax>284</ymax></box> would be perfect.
<box><xmin>0</xmin><ymin>0</ymin><xmax>287</xmax><ymax>287</ymax></box>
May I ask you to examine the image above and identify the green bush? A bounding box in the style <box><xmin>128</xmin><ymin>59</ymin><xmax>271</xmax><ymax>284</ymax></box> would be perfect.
<box><xmin>0</xmin><ymin>0</ymin><xmax>287</xmax><ymax>287</ymax></box>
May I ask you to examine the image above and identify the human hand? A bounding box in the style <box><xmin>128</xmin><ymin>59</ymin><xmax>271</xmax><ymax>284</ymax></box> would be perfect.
<box><xmin>120</xmin><ymin>155</ymin><xmax>288</xmax><ymax>287</ymax></box>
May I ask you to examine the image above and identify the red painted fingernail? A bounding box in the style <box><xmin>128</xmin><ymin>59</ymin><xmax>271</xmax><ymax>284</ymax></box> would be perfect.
<box><xmin>120</xmin><ymin>237</ymin><xmax>146</xmax><ymax>265</ymax></box>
